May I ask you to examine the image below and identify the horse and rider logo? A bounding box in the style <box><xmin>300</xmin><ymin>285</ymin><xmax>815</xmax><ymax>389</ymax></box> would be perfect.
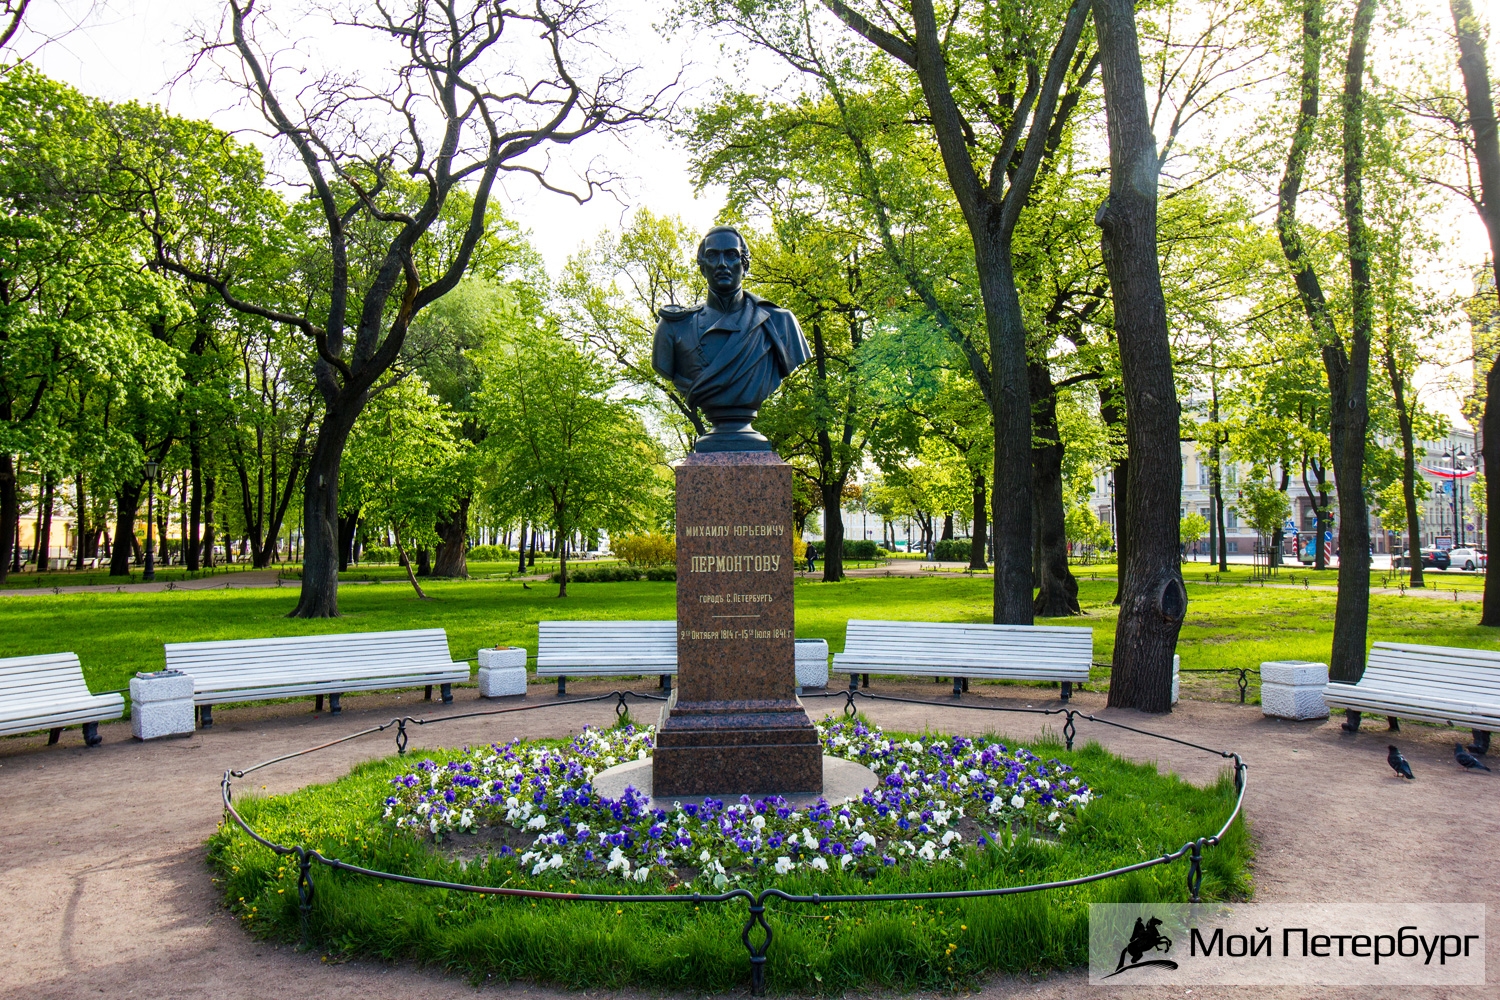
<box><xmin>1104</xmin><ymin>915</ymin><xmax>1179</xmax><ymax>977</ymax></box>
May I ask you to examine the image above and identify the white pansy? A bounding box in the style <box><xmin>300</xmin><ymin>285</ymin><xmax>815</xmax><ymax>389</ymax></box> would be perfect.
<box><xmin>751</xmin><ymin>815</ymin><xmax>766</xmax><ymax>831</ymax></box>
<box><xmin>941</xmin><ymin>830</ymin><xmax>960</xmax><ymax>846</ymax></box>
<box><xmin>808</xmin><ymin>856</ymin><xmax>829</xmax><ymax>871</ymax></box>
<box><xmin>840</xmin><ymin>855</ymin><xmax>855</xmax><ymax>869</ymax></box>
<box><xmin>1047</xmin><ymin>810</ymin><xmax>1060</xmax><ymax>823</ymax></box>
<box><xmin>1011</xmin><ymin>795</ymin><xmax>1025</xmax><ymax>809</ymax></box>
<box><xmin>634</xmin><ymin>866</ymin><xmax>650</xmax><ymax>882</ymax></box>
<box><xmin>774</xmin><ymin>856</ymin><xmax>794</xmax><ymax>875</ymax></box>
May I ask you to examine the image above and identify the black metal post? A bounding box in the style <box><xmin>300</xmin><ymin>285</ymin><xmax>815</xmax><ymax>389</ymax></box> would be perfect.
<box><xmin>143</xmin><ymin>474</ymin><xmax>156</xmax><ymax>582</ymax></box>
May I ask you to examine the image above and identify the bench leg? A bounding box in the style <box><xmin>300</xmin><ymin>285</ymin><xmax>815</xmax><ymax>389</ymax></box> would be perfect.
<box><xmin>48</xmin><ymin>727</ymin><xmax>62</xmax><ymax>746</ymax></box>
<box><xmin>952</xmin><ymin>676</ymin><xmax>962</xmax><ymax>697</ymax></box>
<box><xmin>848</xmin><ymin>673</ymin><xmax>859</xmax><ymax>693</ymax></box>
<box><xmin>1061</xmin><ymin>681</ymin><xmax>1072</xmax><ymax>703</ymax></box>
<box><xmin>862</xmin><ymin>673</ymin><xmax>869</xmax><ymax>689</ymax></box>
<box><xmin>1469</xmin><ymin>730</ymin><xmax>1491</xmax><ymax>755</ymax></box>
<box><xmin>329</xmin><ymin>693</ymin><xmax>342</xmax><ymax>715</ymax></box>
<box><xmin>424</xmin><ymin>685</ymin><xmax>433</xmax><ymax>701</ymax></box>
<box><xmin>557</xmin><ymin>677</ymin><xmax>566</xmax><ymax>697</ymax></box>
<box><xmin>315</xmin><ymin>694</ymin><xmax>323</xmax><ymax>712</ymax></box>
<box><xmin>1340</xmin><ymin>709</ymin><xmax>1360</xmax><ymax>733</ymax></box>
<box><xmin>82</xmin><ymin>722</ymin><xmax>101</xmax><ymax>747</ymax></box>
<box><xmin>199</xmin><ymin>705</ymin><xmax>213</xmax><ymax>729</ymax></box>
<box><xmin>662</xmin><ymin>675</ymin><xmax>671</xmax><ymax>694</ymax></box>
<box><xmin>962</xmin><ymin>677</ymin><xmax>969</xmax><ymax>692</ymax></box>
<box><xmin>440</xmin><ymin>683</ymin><xmax>452</xmax><ymax>704</ymax></box>
<box><xmin>1386</xmin><ymin>716</ymin><xmax>1400</xmax><ymax>732</ymax></box>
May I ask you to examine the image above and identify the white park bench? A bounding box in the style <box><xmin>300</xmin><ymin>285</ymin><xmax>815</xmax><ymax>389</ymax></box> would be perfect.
<box><xmin>0</xmin><ymin>652</ymin><xmax>124</xmax><ymax>747</ymax></box>
<box><xmin>536</xmin><ymin>620</ymin><xmax>676</xmax><ymax>696</ymax></box>
<box><xmin>832</xmin><ymin>619</ymin><xmax>1094</xmax><ymax>701</ymax></box>
<box><xmin>1323</xmin><ymin>641</ymin><xmax>1500</xmax><ymax>753</ymax></box>
<box><xmin>164</xmin><ymin>628</ymin><xmax>471</xmax><ymax>728</ymax></box>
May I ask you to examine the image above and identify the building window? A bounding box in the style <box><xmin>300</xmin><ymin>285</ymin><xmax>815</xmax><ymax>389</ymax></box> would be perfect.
<box><xmin>1226</xmin><ymin>509</ymin><xmax>1239</xmax><ymax>530</ymax></box>
<box><xmin>1228</xmin><ymin>541</ymin><xmax>1239</xmax><ymax>553</ymax></box>
<box><xmin>1198</xmin><ymin>463</ymin><xmax>1210</xmax><ymax>486</ymax></box>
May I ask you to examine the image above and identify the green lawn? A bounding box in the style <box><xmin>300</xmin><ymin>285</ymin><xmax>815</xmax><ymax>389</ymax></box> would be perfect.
<box><xmin>2</xmin><ymin>572</ymin><xmax>1495</xmax><ymax>698</ymax></box>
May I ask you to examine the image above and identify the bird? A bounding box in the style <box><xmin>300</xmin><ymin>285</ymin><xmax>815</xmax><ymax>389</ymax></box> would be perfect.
<box><xmin>1387</xmin><ymin>745</ymin><xmax>1415</xmax><ymax>780</ymax></box>
<box><xmin>1454</xmin><ymin>744</ymin><xmax>1492</xmax><ymax>772</ymax></box>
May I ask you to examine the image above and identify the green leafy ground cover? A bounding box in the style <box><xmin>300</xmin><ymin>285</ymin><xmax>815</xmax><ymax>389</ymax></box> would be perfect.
<box><xmin>2</xmin><ymin>575</ymin><xmax>1494</xmax><ymax>698</ymax></box>
<box><xmin>208</xmin><ymin>723</ymin><xmax>1249</xmax><ymax>992</ymax></box>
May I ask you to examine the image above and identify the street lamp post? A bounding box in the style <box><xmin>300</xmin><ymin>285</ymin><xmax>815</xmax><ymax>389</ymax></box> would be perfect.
<box><xmin>1444</xmin><ymin>447</ymin><xmax>1469</xmax><ymax>548</ymax></box>
<box><xmin>142</xmin><ymin>460</ymin><xmax>159</xmax><ymax>582</ymax></box>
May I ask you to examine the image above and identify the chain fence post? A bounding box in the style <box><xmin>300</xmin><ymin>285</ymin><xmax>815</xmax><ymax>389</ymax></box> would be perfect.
<box><xmin>742</xmin><ymin>894</ymin><xmax>773</xmax><ymax>996</ymax></box>
<box><xmin>296</xmin><ymin>848</ymin><xmax>315</xmax><ymax>949</ymax></box>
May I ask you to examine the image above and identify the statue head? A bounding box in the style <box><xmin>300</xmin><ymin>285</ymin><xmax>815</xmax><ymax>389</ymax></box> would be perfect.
<box><xmin>697</xmin><ymin>226</ymin><xmax>750</xmax><ymax>299</ymax></box>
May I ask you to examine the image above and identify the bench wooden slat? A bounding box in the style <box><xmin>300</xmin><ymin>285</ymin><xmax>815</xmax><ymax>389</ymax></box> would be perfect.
<box><xmin>535</xmin><ymin>621</ymin><xmax>677</xmax><ymax>680</ymax></box>
<box><xmin>0</xmin><ymin>652</ymin><xmax>125</xmax><ymax>739</ymax></box>
<box><xmin>1322</xmin><ymin>641</ymin><xmax>1500</xmax><ymax>733</ymax></box>
<box><xmin>832</xmin><ymin>619</ymin><xmax>1092</xmax><ymax>685</ymax></box>
<box><xmin>164</xmin><ymin>629</ymin><xmax>471</xmax><ymax>708</ymax></box>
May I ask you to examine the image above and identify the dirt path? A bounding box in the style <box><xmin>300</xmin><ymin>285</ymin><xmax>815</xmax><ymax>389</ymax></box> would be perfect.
<box><xmin>1</xmin><ymin>682</ymin><xmax>1493</xmax><ymax>999</ymax></box>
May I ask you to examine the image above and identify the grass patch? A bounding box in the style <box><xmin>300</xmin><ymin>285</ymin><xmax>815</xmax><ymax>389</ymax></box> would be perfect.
<box><xmin>208</xmin><ymin>725</ymin><xmax>1250</xmax><ymax>992</ymax></box>
<box><xmin>1</xmin><ymin>573</ymin><xmax>1495</xmax><ymax>702</ymax></box>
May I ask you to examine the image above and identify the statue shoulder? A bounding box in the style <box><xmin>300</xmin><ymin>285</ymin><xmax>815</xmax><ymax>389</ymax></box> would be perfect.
<box><xmin>656</xmin><ymin>302</ymin><xmax>702</xmax><ymax>323</ymax></box>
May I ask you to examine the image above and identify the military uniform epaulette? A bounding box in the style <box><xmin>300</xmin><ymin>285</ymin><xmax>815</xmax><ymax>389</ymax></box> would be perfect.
<box><xmin>656</xmin><ymin>303</ymin><xmax>702</xmax><ymax>322</ymax></box>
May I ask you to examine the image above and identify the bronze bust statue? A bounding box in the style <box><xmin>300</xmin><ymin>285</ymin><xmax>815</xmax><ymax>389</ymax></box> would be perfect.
<box><xmin>652</xmin><ymin>226</ymin><xmax>811</xmax><ymax>452</ymax></box>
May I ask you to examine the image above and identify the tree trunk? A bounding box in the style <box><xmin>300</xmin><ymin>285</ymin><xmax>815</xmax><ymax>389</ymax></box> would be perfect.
<box><xmin>74</xmin><ymin>474</ymin><xmax>88</xmax><ymax>571</ymax></box>
<box><xmin>0</xmin><ymin>453</ymin><xmax>15</xmax><ymax>583</ymax></box>
<box><xmin>822</xmin><ymin>484</ymin><xmax>846</xmax><ymax>582</ymax></box>
<box><xmin>416</xmin><ymin>547</ymin><xmax>432</xmax><ymax>577</ymax></box>
<box><xmin>338</xmin><ymin>508</ymin><xmax>360</xmax><ymax>572</ymax></box>
<box><xmin>393</xmin><ymin>529</ymin><xmax>431</xmax><ymax>599</ymax></box>
<box><xmin>969</xmin><ymin>472</ymin><xmax>988</xmax><ymax>570</ymax></box>
<box><xmin>201</xmin><ymin>474</ymin><xmax>217</xmax><ymax>568</ymax></box>
<box><xmin>1099</xmin><ymin>384</ymin><xmax>1128</xmax><ymax>602</ymax></box>
<box><xmin>556</xmin><ymin>516</ymin><xmax>569</xmax><ymax>597</ymax></box>
<box><xmin>1095</xmin><ymin>0</ymin><xmax>1186</xmax><ymax>712</ymax></box>
<box><xmin>941</xmin><ymin>514</ymin><xmax>954</xmax><ymax>541</ymax></box>
<box><xmin>1322</xmin><ymin>0</ymin><xmax>1378</xmax><ymax>683</ymax></box>
<box><xmin>517</xmin><ymin>521</ymin><xmax>529</xmax><ymax>575</ymax></box>
<box><xmin>1450</xmin><ymin>0</ymin><xmax>1500</xmax><ymax>623</ymax></box>
<box><xmin>110</xmin><ymin>481</ymin><xmax>143</xmax><ymax>576</ymax></box>
<box><xmin>986</xmin><ymin>245</ymin><xmax>1037</xmax><ymax>624</ymax></box>
<box><xmin>288</xmin><ymin>402</ymin><xmax>362</xmax><ymax>618</ymax></box>
<box><xmin>1031</xmin><ymin>362</ymin><xmax>1080</xmax><ymax>615</ymax></box>
<box><xmin>36</xmin><ymin>474</ymin><xmax>55</xmax><ymax>572</ymax></box>
<box><xmin>187</xmin><ymin>437</ymin><xmax>202</xmax><ymax>571</ymax></box>
<box><xmin>1386</xmin><ymin>336</ymin><xmax>1425</xmax><ymax>586</ymax></box>
<box><xmin>432</xmin><ymin>496</ymin><xmax>471</xmax><ymax>578</ymax></box>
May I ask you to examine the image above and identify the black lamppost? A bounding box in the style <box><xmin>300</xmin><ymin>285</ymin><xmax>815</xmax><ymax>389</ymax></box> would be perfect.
<box><xmin>1444</xmin><ymin>447</ymin><xmax>1469</xmax><ymax>547</ymax></box>
<box><xmin>142</xmin><ymin>459</ymin><xmax>159</xmax><ymax>582</ymax></box>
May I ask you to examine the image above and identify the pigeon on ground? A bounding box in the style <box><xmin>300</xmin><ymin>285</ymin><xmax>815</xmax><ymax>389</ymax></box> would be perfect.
<box><xmin>1454</xmin><ymin>744</ymin><xmax>1492</xmax><ymax>772</ymax></box>
<box><xmin>1387</xmin><ymin>745</ymin><xmax>1415</xmax><ymax>780</ymax></box>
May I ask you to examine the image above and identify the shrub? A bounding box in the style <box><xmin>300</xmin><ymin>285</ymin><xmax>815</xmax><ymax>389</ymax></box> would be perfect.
<box><xmin>612</xmin><ymin>532</ymin><xmax>675</xmax><ymax>567</ymax></box>
<box><xmin>359</xmin><ymin>545</ymin><xmax>398</xmax><ymax>564</ymax></box>
<box><xmin>644</xmin><ymin>566</ymin><xmax>676</xmax><ymax>582</ymax></box>
<box><xmin>842</xmin><ymin>538</ymin><xmax>880</xmax><ymax>560</ymax></box>
<box><xmin>875</xmin><ymin>546</ymin><xmax>890</xmax><ymax>557</ymax></box>
<box><xmin>550</xmin><ymin>565</ymin><xmax>643</xmax><ymax>583</ymax></box>
<box><xmin>467</xmin><ymin>544</ymin><xmax>511</xmax><ymax>562</ymax></box>
<box><xmin>933</xmin><ymin>538</ymin><xmax>973</xmax><ymax>561</ymax></box>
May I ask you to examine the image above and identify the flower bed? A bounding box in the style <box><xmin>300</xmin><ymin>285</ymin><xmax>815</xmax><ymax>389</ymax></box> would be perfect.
<box><xmin>383</xmin><ymin>720</ymin><xmax>1093</xmax><ymax>885</ymax></box>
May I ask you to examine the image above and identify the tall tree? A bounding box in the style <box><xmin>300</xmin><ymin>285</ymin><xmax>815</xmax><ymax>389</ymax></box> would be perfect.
<box><xmin>1448</xmin><ymin>0</ymin><xmax>1500</xmax><ymax>624</ymax></box>
<box><xmin>1275</xmin><ymin>0</ymin><xmax>1378</xmax><ymax>684</ymax></box>
<box><xmin>1094</xmin><ymin>0</ymin><xmax>1186</xmax><ymax>711</ymax></box>
<box><xmin>147</xmin><ymin>0</ymin><xmax>663</xmax><ymax>616</ymax></box>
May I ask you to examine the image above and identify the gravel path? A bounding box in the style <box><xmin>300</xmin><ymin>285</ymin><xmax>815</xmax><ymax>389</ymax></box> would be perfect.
<box><xmin>1</xmin><ymin>682</ymin><xmax>1493</xmax><ymax>999</ymax></box>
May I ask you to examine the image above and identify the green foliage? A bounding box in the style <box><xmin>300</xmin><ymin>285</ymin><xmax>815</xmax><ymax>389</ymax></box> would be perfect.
<box><xmin>1235</xmin><ymin>475</ymin><xmax>1291</xmax><ymax>538</ymax></box>
<box><xmin>465</xmin><ymin>544</ymin><xmax>511</xmax><ymax>562</ymax></box>
<box><xmin>611</xmin><ymin>532</ymin><xmax>675</xmax><ymax>567</ymax></box>
<box><xmin>359</xmin><ymin>546</ymin><xmax>398</xmax><ymax>564</ymax></box>
<box><xmin>843</xmin><ymin>538</ymin><xmax>882</xmax><ymax>560</ymax></box>
<box><xmin>548</xmin><ymin>565</ymin><xmax>644</xmax><ymax>584</ymax></box>
<box><xmin>1180</xmin><ymin>512</ymin><xmax>1210</xmax><ymax>548</ymax></box>
<box><xmin>932</xmin><ymin>538</ymin><xmax>971</xmax><ymax>561</ymax></box>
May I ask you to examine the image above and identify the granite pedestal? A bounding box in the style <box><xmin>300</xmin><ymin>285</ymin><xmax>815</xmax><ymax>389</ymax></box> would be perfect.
<box><xmin>477</xmin><ymin>646</ymin><xmax>528</xmax><ymax>698</ymax></box>
<box><xmin>652</xmin><ymin>451</ymin><xmax>822</xmax><ymax>797</ymax></box>
<box><xmin>795</xmin><ymin>638</ymin><xmax>830</xmax><ymax>693</ymax></box>
<box><xmin>1260</xmin><ymin>660</ymin><xmax>1330</xmax><ymax>720</ymax></box>
<box><xmin>129</xmin><ymin>670</ymin><xmax>195</xmax><ymax>740</ymax></box>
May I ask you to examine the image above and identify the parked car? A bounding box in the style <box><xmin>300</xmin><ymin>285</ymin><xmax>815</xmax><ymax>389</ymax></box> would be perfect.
<box><xmin>1393</xmin><ymin>549</ymin><xmax>1451</xmax><ymax>571</ymax></box>
<box><xmin>1447</xmin><ymin>547</ymin><xmax>1486</xmax><ymax>571</ymax></box>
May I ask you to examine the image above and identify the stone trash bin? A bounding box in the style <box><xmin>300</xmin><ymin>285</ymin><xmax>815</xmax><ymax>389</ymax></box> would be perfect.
<box><xmin>795</xmin><ymin>638</ymin><xmax>829</xmax><ymax>694</ymax></box>
<box><xmin>478</xmin><ymin>646</ymin><xmax>528</xmax><ymax>698</ymax></box>
<box><xmin>1260</xmin><ymin>660</ymin><xmax>1329</xmax><ymax>720</ymax></box>
<box><xmin>130</xmin><ymin>669</ymin><xmax>196</xmax><ymax>740</ymax></box>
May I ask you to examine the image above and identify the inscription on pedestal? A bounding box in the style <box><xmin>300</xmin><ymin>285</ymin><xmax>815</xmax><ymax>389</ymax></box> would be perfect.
<box><xmin>652</xmin><ymin>451</ymin><xmax>822</xmax><ymax>796</ymax></box>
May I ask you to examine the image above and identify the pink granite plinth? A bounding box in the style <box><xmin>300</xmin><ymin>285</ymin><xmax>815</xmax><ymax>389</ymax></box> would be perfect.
<box><xmin>653</xmin><ymin>451</ymin><xmax>822</xmax><ymax>797</ymax></box>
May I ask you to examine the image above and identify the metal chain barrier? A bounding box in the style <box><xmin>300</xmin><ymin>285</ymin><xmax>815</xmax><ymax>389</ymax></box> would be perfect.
<box><xmin>220</xmin><ymin>688</ymin><xmax>1248</xmax><ymax>995</ymax></box>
